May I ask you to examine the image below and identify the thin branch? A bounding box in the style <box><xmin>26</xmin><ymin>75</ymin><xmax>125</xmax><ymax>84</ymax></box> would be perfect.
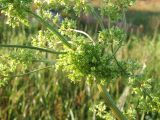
<box><xmin>110</xmin><ymin>39</ymin><xmax>123</xmax><ymax>59</ymax></box>
<box><xmin>0</xmin><ymin>44</ymin><xmax>66</xmax><ymax>54</ymax></box>
<box><xmin>69</xmin><ymin>29</ymin><xmax>95</xmax><ymax>43</ymax></box>
<box><xmin>111</xmin><ymin>42</ymin><xmax>126</xmax><ymax>76</ymax></box>
<box><xmin>0</xmin><ymin>66</ymin><xmax>53</xmax><ymax>79</ymax></box>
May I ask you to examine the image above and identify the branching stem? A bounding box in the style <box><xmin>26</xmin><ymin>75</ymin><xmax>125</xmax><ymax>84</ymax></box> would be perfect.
<box><xmin>0</xmin><ymin>66</ymin><xmax>53</xmax><ymax>79</ymax></box>
<box><xmin>98</xmin><ymin>85</ymin><xmax>128</xmax><ymax>120</ymax></box>
<box><xmin>0</xmin><ymin>44</ymin><xmax>66</xmax><ymax>54</ymax></box>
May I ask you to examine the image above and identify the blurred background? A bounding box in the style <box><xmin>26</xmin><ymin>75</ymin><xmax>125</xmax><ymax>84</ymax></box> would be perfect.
<box><xmin>0</xmin><ymin>0</ymin><xmax>160</xmax><ymax>120</ymax></box>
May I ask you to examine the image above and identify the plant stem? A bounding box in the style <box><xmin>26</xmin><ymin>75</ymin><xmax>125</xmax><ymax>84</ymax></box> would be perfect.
<box><xmin>98</xmin><ymin>85</ymin><xmax>127</xmax><ymax>120</ymax></box>
<box><xmin>69</xmin><ymin>29</ymin><xmax>95</xmax><ymax>43</ymax></box>
<box><xmin>0</xmin><ymin>66</ymin><xmax>53</xmax><ymax>79</ymax></box>
<box><xmin>0</xmin><ymin>6</ymin><xmax>7</xmax><ymax>11</ymax></box>
<box><xmin>25</xmin><ymin>9</ymin><xmax>73</xmax><ymax>49</ymax></box>
<box><xmin>0</xmin><ymin>44</ymin><xmax>66</xmax><ymax>54</ymax></box>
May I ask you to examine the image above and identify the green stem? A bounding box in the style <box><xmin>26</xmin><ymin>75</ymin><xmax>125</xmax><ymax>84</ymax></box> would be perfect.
<box><xmin>0</xmin><ymin>66</ymin><xmax>53</xmax><ymax>79</ymax></box>
<box><xmin>69</xmin><ymin>29</ymin><xmax>94</xmax><ymax>43</ymax></box>
<box><xmin>0</xmin><ymin>44</ymin><xmax>66</xmax><ymax>54</ymax></box>
<box><xmin>111</xmin><ymin>43</ymin><xmax>126</xmax><ymax>75</ymax></box>
<box><xmin>25</xmin><ymin>9</ymin><xmax>73</xmax><ymax>49</ymax></box>
<box><xmin>98</xmin><ymin>85</ymin><xmax>127</xmax><ymax>120</ymax></box>
<box><xmin>0</xmin><ymin>6</ymin><xmax>8</xmax><ymax>11</ymax></box>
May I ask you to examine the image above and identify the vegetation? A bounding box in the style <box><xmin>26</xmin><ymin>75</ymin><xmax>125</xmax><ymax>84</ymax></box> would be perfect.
<box><xmin>0</xmin><ymin>0</ymin><xmax>160</xmax><ymax>120</ymax></box>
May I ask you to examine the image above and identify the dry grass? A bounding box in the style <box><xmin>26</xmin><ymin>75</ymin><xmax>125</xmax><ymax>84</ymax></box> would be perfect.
<box><xmin>91</xmin><ymin>0</ymin><xmax>160</xmax><ymax>12</ymax></box>
<box><xmin>130</xmin><ymin>0</ymin><xmax>160</xmax><ymax>12</ymax></box>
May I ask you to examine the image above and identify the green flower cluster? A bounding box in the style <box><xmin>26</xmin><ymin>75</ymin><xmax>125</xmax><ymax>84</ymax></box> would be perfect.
<box><xmin>32</xmin><ymin>30</ymin><xmax>56</xmax><ymax>49</ymax></box>
<box><xmin>10</xmin><ymin>49</ymin><xmax>39</xmax><ymax>65</ymax></box>
<box><xmin>98</xmin><ymin>27</ymin><xmax>126</xmax><ymax>46</ymax></box>
<box><xmin>129</xmin><ymin>77</ymin><xmax>160</xmax><ymax>113</ymax></box>
<box><xmin>0</xmin><ymin>49</ymin><xmax>39</xmax><ymax>87</ymax></box>
<box><xmin>0</xmin><ymin>55</ymin><xmax>17</xmax><ymax>86</ymax></box>
<box><xmin>100</xmin><ymin>0</ymin><xmax>135</xmax><ymax>21</ymax></box>
<box><xmin>47</xmin><ymin>0</ymin><xmax>92</xmax><ymax>16</ymax></box>
<box><xmin>59</xmin><ymin>18</ymin><xmax>76</xmax><ymax>37</ymax></box>
<box><xmin>56</xmin><ymin>27</ymin><xmax>138</xmax><ymax>83</ymax></box>
<box><xmin>90</xmin><ymin>102</ymin><xmax>115</xmax><ymax>120</ymax></box>
<box><xmin>1</xmin><ymin>0</ymin><xmax>32</xmax><ymax>27</ymax></box>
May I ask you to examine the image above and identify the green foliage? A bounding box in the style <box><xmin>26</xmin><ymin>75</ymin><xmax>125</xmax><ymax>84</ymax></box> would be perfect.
<box><xmin>100</xmin><ymin>0</ymin><xmax>135</xmax><ymax>21</ymax></box>
<box><xmin>56</xmin><ymin>27</ymin><xmax>138</xmax><ymax>83</ymax></box>
<box><xmin>10</xmin><ymin>49</ymin><xmax>39</xmax><ymax>65</ymax></box>
<box><xmin>45</xmin><ymin>0</ymin><xmax>92</xmax><ymax>16</ymax></box>
<box><xmin>1</xmin><ymin>0</ymin><xmax>32</xmax><ymax>27</ymax></box>
<box><xmin>90</xmin><ymin>102</ymin><xmax>115</xmax><ymax>120</ymax></box>
<box><xmin>129</xmin><ymin>76</ymin><xmax>160</xmax><ymax>113</ymax></box>
<box><xmin>0</xmin><ymin>55</ymin><xmax>17</xmax><ymax>86</ymax></box>
<box><xmin>0</xmin><ymin>49</ymin><xmax>39</xmax><ymax>86</ymax></box>
<box><xmin>98</xmin><ymin>27</ymin><xmax>126</xmax><ymax>45</ymax></box>
<box><xmin>120</xmin><ymin>38</ymin><xmax>160</xmax><ymax>119</ymax></box>
<box><xmin>32</xmin><ymin>30</ymin><xmax>56</xmax><ymax>49</ymax></box>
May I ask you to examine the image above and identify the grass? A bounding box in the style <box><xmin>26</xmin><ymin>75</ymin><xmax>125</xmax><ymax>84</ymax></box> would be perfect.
<box><xmin>126</xmin><ymin>10</ymin><xmax>160</xmax><ymax>35</ymax></box>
